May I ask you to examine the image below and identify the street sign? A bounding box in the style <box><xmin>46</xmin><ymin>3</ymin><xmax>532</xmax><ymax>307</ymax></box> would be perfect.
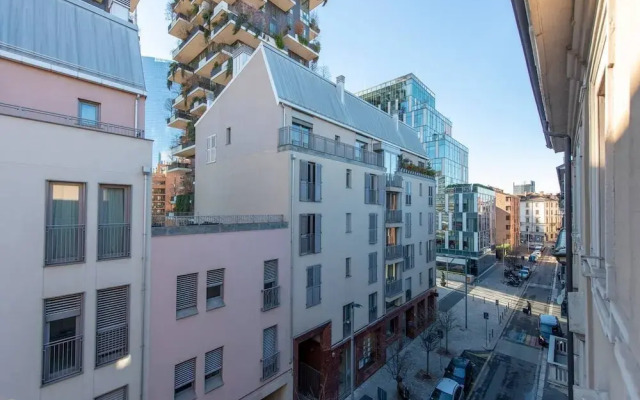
<box><xmin>483</xmin><ymin>312</ymin><xmax>489</xmax><ymax>320</ymax></box>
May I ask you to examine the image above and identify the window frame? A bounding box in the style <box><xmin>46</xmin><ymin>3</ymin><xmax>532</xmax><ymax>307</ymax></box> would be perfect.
<box><xmin>78</xmin><ymin>99</ymin><xmax>100</xmax><ymax>127</ymax></box>
<box><xmin>204</xmin><ymin>347</ymin><xmax>224</xmax><ymax>393</ymax></box>
<box><xmin>206</xmin><ymin>269</ymin><xmax>225</xmax><ymax>311</ymax></box>
<box><xmin>95</xmin><ymin>285</ymin><xmax>130</xmax><ymax>367</ymax></box>
<box><xmin>226</xmin><ymin>127</ymin><xmax>231</xmax><ymax>145</ymax></box>
<box><xmin>45</xmin><ymin>181</ymin><xmax>87</xmax><ymax>266</ymax></box>
<box><xmin>97</xmin><ymin>184</ymin><xmax>132</xmax><ymax>261</ymax></box>
<box><xmin>345</xmin><ymin>257</ymin><xmax>351</xmax><ymax>278</ymax></box>
<box><xmin>176</xmin><ymin>273</ymin><xmax>198</xmax><ymax>319</ymax></box>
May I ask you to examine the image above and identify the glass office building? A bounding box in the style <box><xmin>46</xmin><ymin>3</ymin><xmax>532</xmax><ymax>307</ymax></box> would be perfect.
<box><xmin>142</xmin><ymin>56</ymin><xmax>181</xmax><ymax>165</ymax></box>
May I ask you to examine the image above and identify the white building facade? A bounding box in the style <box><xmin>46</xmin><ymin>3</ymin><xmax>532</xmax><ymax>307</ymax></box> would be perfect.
<box><xmin>519</xmin><ymin>194</ymin><xmax>561</xmax><ymax>245</ymax></box>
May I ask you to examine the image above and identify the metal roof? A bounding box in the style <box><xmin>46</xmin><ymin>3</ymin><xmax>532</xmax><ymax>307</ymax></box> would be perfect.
<box><xmin>0</xmin><ymin>0</ymin><xmax>145</xmax><ymax>91</ymax></box>
<box><xmin>262</xmin><ymin>45</ymin><xmax>427</xmax><ymax>157</ymax></box>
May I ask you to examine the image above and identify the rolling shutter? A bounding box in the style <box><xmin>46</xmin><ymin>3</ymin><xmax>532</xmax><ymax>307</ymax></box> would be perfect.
<box><xmin>45</xmin><ymin>293</ymin><xmax>82</xmax><ymax>322</ymax></box>
<box><xmin>95</xmin><ymin>386</ymin><xmax>127</xmax><ymax>400</ymax></box>
<box><xmin>174</xmin><ymin>358</ymin><xmax>196</xmax><ymax>389</ymax></box>
<box><xmin>177</xmin><ymin>273</ymin><xmax>197</xmax><ymax>311</ymax></box>
<box><xmin>205</xmin><ymin>348</ymin><xmax>223</xmax><ymax>375</ymax></box>
<box><xmin>264</xmin><ymin>260</ymin><xmax>278</xmax><ymax>284</ymax></box>
<box><xmin>207</xmin><ymin>269</ymin><xmax>224</xmax><ymax>287</ymax></box>
<box><xmin>97</xmin><ymin>286</ymin><xmax>128</xmax><ymax>330</ymax></box>
<box><xmin>263</xmin><ymin>326</ymin><xmax>277</xmax><ymax>357</ymax></box>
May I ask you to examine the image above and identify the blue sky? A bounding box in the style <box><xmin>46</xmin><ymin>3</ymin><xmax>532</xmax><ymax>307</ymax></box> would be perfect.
<box><xmin>138</xmin><ymin>0</ymin><xmax>563</xmax><ymax>194</ymax></box>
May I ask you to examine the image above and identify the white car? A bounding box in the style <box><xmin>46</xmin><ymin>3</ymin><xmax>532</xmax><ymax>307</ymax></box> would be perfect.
<box><xmin>429</xmin><ymin>377</ymin><xmax>464</xmax><ymax>400</ymax></box>
<box><xmin>534</xmin><ymin>245</ymin><xmax>543</xmax><ymax>251</ymax></box>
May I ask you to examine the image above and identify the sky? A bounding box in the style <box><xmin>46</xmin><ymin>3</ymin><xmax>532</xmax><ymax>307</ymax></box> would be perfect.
<box><xmin>137</xmin><ymin>0</ymin><xmax>564</xmax><ymax>194</ymax></box>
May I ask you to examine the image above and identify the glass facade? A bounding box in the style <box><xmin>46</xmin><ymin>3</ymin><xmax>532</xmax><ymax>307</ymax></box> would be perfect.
<box><xmin>142</xmin><ymin>56</ymin><xmax>182</xmax><ymax>166</ymax></box>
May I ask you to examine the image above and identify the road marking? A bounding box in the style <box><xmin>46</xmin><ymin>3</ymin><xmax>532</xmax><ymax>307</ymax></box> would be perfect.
<box><xmin>527</xmin><ymin>283</ymin><xmax>554</xmax><ymax>290</ymax></box>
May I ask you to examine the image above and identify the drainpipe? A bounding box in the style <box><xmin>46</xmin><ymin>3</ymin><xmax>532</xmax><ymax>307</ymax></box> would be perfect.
<box><xmin>134</xmin><ymin>95</ymin><xmax>140</xmax><ymax>136</ymax></box>
<box><xmin>284</xmin><ymin>104</ymin><xmax>295</xmax><ymax>368</ymax></box>
<box><xmin>547</xmin><ymin>133</ymin><xmax>573</xmax><ymax>400</ymax></box>
<box><xmin>140</xmin><ymin>166</ymin><xmax>151</xmax><ymax>400</ymax></box>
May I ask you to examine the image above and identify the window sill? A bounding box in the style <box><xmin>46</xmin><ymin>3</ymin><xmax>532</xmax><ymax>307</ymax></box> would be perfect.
<box><xmin>174</xmin><ymin>388</ymin><xmax>196</xmax><ymax>400</ymax></box>
<box><xmin>207</xmin><ymin>298</ymin><xmax>225</xmax><ymax>311</ymax></box>
<box><xmin>176</xmin><ymin>307</ymin><xmax>198</xmax><ymax>320</ymax></box>
<box><xmin>44</xmin><ymin>259</ymin><xmax>86</xmax><ymax>268</ymax></box>
<box><xmin>205</xmin><ymin>376</ymin><xmax>224</xmax><ymax>393</ymax></box>
<box><xmin>97</xmin><ymin>255</ymin><xmax>132</xmax><ymax>262</ymax></box>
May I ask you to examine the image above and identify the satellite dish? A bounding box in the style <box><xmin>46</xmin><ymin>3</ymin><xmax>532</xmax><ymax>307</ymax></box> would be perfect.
<box><xmin>556</xmin><ymin>289</ymin><xmax>565</xmax><ymax>305</ymax></box>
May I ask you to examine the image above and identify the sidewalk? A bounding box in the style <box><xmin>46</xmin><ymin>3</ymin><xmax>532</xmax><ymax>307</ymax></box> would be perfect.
<box><xmin>353</xmin><ymin>263</ymin><xmax>530</xmax><ymax>399</ymax></box>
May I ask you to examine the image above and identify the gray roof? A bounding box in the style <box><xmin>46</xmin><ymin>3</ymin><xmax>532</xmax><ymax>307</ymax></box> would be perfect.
<box><xmin>0</xmin><ymin>0</ymin><xmax>145</xmax><ymax>91</ymax></box>
<box><xmin>262</xmin><ymin>45</ymin><xmax>427</xmax><ymax>156</ymax></box>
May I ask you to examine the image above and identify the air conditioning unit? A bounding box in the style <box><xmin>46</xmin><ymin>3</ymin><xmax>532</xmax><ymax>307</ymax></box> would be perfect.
<box><xmin>372</xmin><ymin>142</ymin><xmax>383</xmax><ymax>152</ymax></box>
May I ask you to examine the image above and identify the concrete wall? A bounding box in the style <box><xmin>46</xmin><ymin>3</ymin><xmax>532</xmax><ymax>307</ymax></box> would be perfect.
<box><xmin>0</xmin><ymin>114</ymin><xmax>151</xmax><ymax>400</ymax></box>
<box><xmin>148</xmin><ymin>228</ymin><xmax>292</xmax><ymax>400</ymax></box>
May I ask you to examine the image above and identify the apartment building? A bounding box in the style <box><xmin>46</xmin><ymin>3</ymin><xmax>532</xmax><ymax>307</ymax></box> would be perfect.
<box><xmin>519</xmin><ymin>193</ymin><xmax>561</xmax><ymax>245</ymax></box>
<box><xmin>513</xmin><ymin>180</ymin><xmax>535</xmax><ymax>195</ymax></box>
<box><xmin>167</xmin><ymin>0</ymin><xmax>324</xmax><ymax>200</ymax></box>
<box><xmin>0</xmin><ymin>0</ymin><xmax>151</xmax><ymax>399</ymax></box>
<box><xmin>513</xmin><ymin>0</ymin><xmax>640</xmax><ymax>397</ymax></box>
<box><xmin>494</xmin><ymin>188</ymin><xmax>521</xmax><ymax>249</ymax></box>
<box><xmin>151</xmin><ymin>162</ymin><xmax>192</xmax><ymax>218</ymax></box>
<box><xmin>192</xmin><ymin>44</ymin><xmax>438</xmax><ymax>399</ymax></box>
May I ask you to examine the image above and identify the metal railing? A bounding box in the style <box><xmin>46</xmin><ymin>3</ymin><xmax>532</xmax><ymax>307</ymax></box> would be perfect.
<box><xmin>262</xmin><ymin>286</ymin><xmax>280</xmax><ymax>311</ymax></box>
<box><xmin>298</xmin><ymin>362</ymin><xmax>322</xmax><ymax>398</ymax></box>
<box><xmin>278</xmin><ymin>126</ymin><xmax>384</xmax><ymax>168</ymax></box>
<box><xmin>172</xmin><ymin>26</ymin><xmax>205</xmax><ymax>57</ymax></box>
<box><xmin>385</xmin><ymin>279</ymin><xmax>402</xmax><ymax>297</ymax></box>
<box><xmin>96</xmin><ymin>325</ymin><xmax>129</xmax><ymax>366</ymax></box>
<box><xmin>210</xmin><ymin>60</ymin><xmax>229</xmax><ymax>78</ymax></box>
<box><xmin>398</xmin><ymin>167</ymin><xmax>435</xmax><ymax>179</ymax></box>
<box><xmin>44</xmin><ymin>224</ymin><xmax>86</xmax><ymax>266</ymax></box>
<box><xmin>385</xmin><ymin>244</ymin><xmax>403</xmax><ymax>261</ymax></box>
<box><xmin>168</xmin><ymin>12</ymin><xmax>190</xmax><ymax>30</ymax></box>
<box><xmin>172</xmin><ymin>140</ymin><xmax>196</xmax><ymax>153</ymax></box>
<box><xmin>262</xmin><ymin>352</ymin><xmax>280</xmax><ymax>380</ymax></box>
<box><xmin>300</xmin><ymin>233</ymin><xmax>316</xmax><ymax>255</ymax></box>
<box><xmin>42</xmin><ymin>335</ymin><xmax>83</xmax><ymax>384</ymax></box>
<box><xmin>167</xmin><ymin>110</ymin><xmax>192</xmax><ymax>123</ymax></box>
<box><xmin>386</xmin><ymin>210</ymin><xmax>402</xmax><ymax>224</ymax></box>
<box><xmin>97</xmin><ymin>223</ymin><xmax>131</xmax><ymax>260</ymax></box>
<box><xmin>153</xmin><ymin>214</ymin><xmax>284</xmax><ymax>227</ymax></box>
<box><xmin>386</xmin><ymin>173</ymin><xmax>403</xmax><ymax>188</ymax></box>
<box><xmin>166</xmin><ymin>162</ymin><xmax>192</xmax><ymax>170</ymax></box>
<box><xmin>300</xmin><ymin>181</ymin><xmax>319</xmax><ymax>202</ymax></box>
<box><xmin>0</xmin><ymin>102</ymin><xmax>144</xmax><ymax>138</ymax></box>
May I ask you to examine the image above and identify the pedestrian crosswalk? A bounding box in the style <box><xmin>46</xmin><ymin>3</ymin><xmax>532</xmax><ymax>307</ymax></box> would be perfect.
<box><xmin>505</xmin><ymin>331</ymin><xmax>540</xmax><ymax>347</ymax></box>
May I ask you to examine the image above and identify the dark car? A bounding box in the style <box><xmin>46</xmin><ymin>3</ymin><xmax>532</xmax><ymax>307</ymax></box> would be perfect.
<box><xmin>444</xmin><ymin>357</ymin><xmax>474</xmax><ymax>395</ymax></box>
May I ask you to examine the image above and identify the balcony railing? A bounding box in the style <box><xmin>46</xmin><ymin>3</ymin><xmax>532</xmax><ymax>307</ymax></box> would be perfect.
<box><xmin>0</xmin><ymin>102</ymin><xmax>144</xmax><ymax>138</ymax></box>
<box><xmin>298</xmin><ymin>362</ymin><xmax>322</xmax><ymax>398</ymax></box>
<box><xmin>172</xmin><ymin>26</ymin><xmax>205</xmax><ymax>58</ymax></box>
<box><xmin>167</xmin><ymin>110</ymin><xmax>191</xmax><ymax>124</ymax></box>
<box><xmin>262</xmin><ymin>286</ymin><xmax>281</xmax><ymax>311</ymax></box>
<box><xmin>168</xmin><ymin>12</ymin><xmax>190</xmax><ymax>30</ymax></box>
<box><xmin>385</xmin><ymin>244</ymin><xmax>403</xmax><ymax>261</ymax></box>
<box><xmin>172</xmin><ymin>140</ymin><xmax>195</xmax><ymax>153</ymax></box>
<box><xmin>386</xmin><ymin>210</ymin><xmax>402</xmax><ymax>224</ymax></box>
<box><xmin>96</xmin><ymin>325</ymin><xmax>129</xmax><ymax>366</ymax></box>
<box><xmin>385</xmin><ymin>278</ymin><xmax>403</xmax><ymax>297</ymax></box>
<box><xmin>44</xmin><ymin>224</ymin><xmax>86</xmax><ymax>266</ymax></box>
<box><xmin>262</xmin><ymin>352</ymin><xmax>280</xmax><ymax>381</ymax></box>
<box><xmin>166</xmin><ymin>162</ymin><xmax>192</xmax><ymax>170</ymax></box>
<box><xmin>386</xmin><ymin>174</ymin><xmax>403</xmax><ymax>188</ymax></box>
<box><xmin>278</xmin><ymin>126</ymin><xmax>384</xmax><ymax>168</ymax></box>
<box><xmin>97</xmin><ymin>223</ymin><xmax>131</xmax><ymax>260</ymax></box>
<box><xmin>398</xmin><ymin>167</ymin><xmax>435</xmax><ymax>180</ymax></box>
<box><xmin>42</xmin><ymin>335</ymin><xmax>83</xmax><ymax>384</ymax></box>
<box><xmin>153</xmin><ymin>214</ymin><xmax>285</xmax><ymax>227</ymax></box>
<box><xmin>300</xmin><ymin>233</ymin><xmax>316</xmax><ymax>255</ymax></box>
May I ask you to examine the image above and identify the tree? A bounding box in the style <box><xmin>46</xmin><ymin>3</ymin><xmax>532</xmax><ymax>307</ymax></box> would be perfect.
<box><xmin>437</xmin><ymin>309</ymin><xmax>460</xmax><ymax>355</ymax></box>
<box><xmin>310</xmin><ymin>62</ymin><xmax>331</xmax><ymax>80</ymax></box>
<box><xmin>440</xmin><ymin>270</ymin><xmax>446</xmax><ymax>287</ymax></box>
<box><xmin>418</xmin><ymin>325</ymin><xmax>440</xmax><ymax>378</ymax></box>
<box><xmin>384</xmin><ymin>337</ymin><xmax>412</xmax><ymax>398</ymax></box>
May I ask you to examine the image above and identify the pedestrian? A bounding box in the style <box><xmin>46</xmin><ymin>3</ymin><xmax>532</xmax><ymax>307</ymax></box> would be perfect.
<box><xmin>527</xmin><ymin>301</ymin><xmax>532</xmax><ymax>315</ymax></box>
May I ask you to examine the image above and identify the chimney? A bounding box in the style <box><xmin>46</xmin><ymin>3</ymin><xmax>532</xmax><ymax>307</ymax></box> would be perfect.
<box><xmin>336</xmin><ymin>75</ymin><xmax>345</xmax><ymax>104</ymax></box>
<box><xmin>392</xmin><ymin>111</ymin><xmax>399</xmax><ymax>132</ymax></box>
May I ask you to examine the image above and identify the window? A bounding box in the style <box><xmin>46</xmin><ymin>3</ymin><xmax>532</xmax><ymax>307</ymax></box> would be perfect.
<box><xmin>419</xmin><ymin>212</ymin><xmax>423</xmax><ymax>226</ymax></box>
<box><xmin>206</xmin><ymin>269</ymin><xmax>224</xmax><ymax>310</ymax></box>
<box><xmin>263</xmin><ymin>260</ymin><xmax>279</xmax><ymax>311</ymax></box>
<box><xmin>428</xmin><ymin>212</ymin><xmax>434</xmax><ymax>235</ymax></box>
<box><xmin>43</xmin><ymin>293</ymin><xmax>83</xmax><ymax>384</ymax></box>
<box><xmin>355</xmin><ymin>140</ymin><xmax>367</xmax><ymax>161</ymax></box>
<box><xmin>306</xmin><ymin>265</ymin><xmax>321</xmax><ymax>307</ymax></box>
<box><xmin>405</xmin><ymin>277</ymin><xmax>412</xmax><ymax>300</ymax></box>
<box><xmin>429</xmin><ymin>267</ymin><xmax>435</xmax><ymax>287</ymax></box>
<box><xmin>335</xmin><ymin>135</ymin><xmax>341</xmax><ymax>142</ymax></box>
<box><xmin>300</xmin><ymin>161</ymin><xmax>322</xmax><ymax>202</ymax></box>
<box><xmin>526</xmin><ymin>210</ymin><xmax>529</xmax><ymax>215</ymax></box>
<box><xmin>345</xmin><ymin>258</ymin><xmax>351</xmax><ymax>278</ymax></box>
<box><xmin>386</xmin><ymin>316</ymin><xmax>399</xmax><ymax>336</ymax></box>
<box><xmin>346</xmin><ymin>213</ymin><xmax>352</xmax><ymax>233</ymax></box>
<box><xmin>98</xmin><ymin>185</ymin><xmax>131</xmax><ymax>260</ymax></box>
<box><xmin>403</xmin><ymin>244</ymin><xmax>415</xmax><ymax>270</ymax></box>
<box><xmin>506</xmin><ymin>206</ymin><xmax>511</xmax><ymax>211</ymax></box>
<box><xmin>174</xmin><ymin>358</ymin><xmax>196</xmax><ymax>400</ymax></box>
<box><xmin>96</xmin><ymin>286</ymin><xmax>129</xmax><ymax>366</ymax></box>
<box><xmin>506</xmin><ymin>215</ymin><xmax>511</xmax><ymax>221</ymax></box>
<box><xmin>226</xmin><ymin>127</ymin><xmax>231</xmax><ymax>144</ymax></box>
<box><xmin>95</xmin><ymin>386</ymin><xmax>127</xmax><ymax>400</ymax></box>
<box><xmin>536</xmin><ymin>210</ymin><xmax>539</xmax><ymax>215</ymax></box>
<box><xmin>368</xmin><ymin>292</ymin><xmax>377</xmax><ymax>323</ymax></box>
<box><xmin>45</xmin><ymin>182</ymin><xmax>86</xmax><ymax>265</ymax></box>
<box><xmin>262</xmin><ymin>326</ymin><xmax>279</xmax><ymax>380</ymax></box>
<box><xmin>369</xmin><ymin>213</ymin><xmax>378</xmax><ymax>244</ymax></box>
<box><xmin>419</xmin><ymin>242</ymin><xmax>423</xmax><ymax>256</ymax></box>
<box><xmin>343</xmin><ymin>303</ymin><xmax>353</xmax><ymax>338</ymax></box>
<box><xmin>364</xmin><ymin>173</ymin><xmax>381</xmax><ymax>204</ymax></box>
<box><xmin>405</xmin><ymin>181</ymin><xmax>412</xmax><ymax>205</ymax></box>
<box><xmin>176</xmin><ymin>273</ymin><xmax>198</xmax><ymax>319</ymax></box>
<box><xmin>79</xmin><ymin>100</ymin><xmax>99</xmax><ymax>126</ymax></box>
<box><xmin>368</xmin><ymin>252</ymin><xmax>377</xmax><ymax>284</ymax></box>
<box><xmin>419</xmin><ymin>272</ymin><xmax>423</xmax><ymax>285</ymax></box>
<box><xmin>205</xmin><ymin>348</ymin><xmax>223</xmax><ymax>392</ymax></box>
<box><xmin>300</xmin><ymin>214</ymin><xmax>321</xmax><ymax>255</ymax></box>
<box><xmin>526</xmin><ymin>217</ymin><xmax>530</xmax><ymax>223</ymax></box>
<box><xmin>428</xmin><ymin>186</ymin><xmax>433</xmax><ymax>206</ymax></box>
<box><xmin>506</xmin><ymin>225</ymin><xmax>510</xmax><ymax>230</ymax></box>
<box><xmin>405</xmin><ymin>213</ymin><xmax>411</xmax><ymax>238</ymax></box>
<box><xmin>346</xmin><ymin>169</ymin><xmax>352</xmax><ymax>188</ymax></box>
<box><xmin>207</xmin><ymin>135</ymin><xmax>217</xmax><ymax>163</ymax></box>
<box><xmin>419</xmin><ymin>183</ymin><xmax>423</xmax><ymax>196</ymax></box>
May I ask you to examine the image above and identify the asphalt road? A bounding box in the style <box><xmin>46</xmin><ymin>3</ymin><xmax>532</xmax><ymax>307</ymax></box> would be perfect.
<box><xmin>469</xmin><ymin>248</ymin><xmax>559</xmax><ymax>400</ymax></box>
<box><xmin>439</xmin><ymin>288</ymin><xmax>466</xmax><ymax>312</ymax></box>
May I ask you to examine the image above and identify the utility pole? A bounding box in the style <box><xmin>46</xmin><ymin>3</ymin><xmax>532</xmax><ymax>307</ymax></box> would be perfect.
<box><xmin>350</xmin><ymin>303</ymin><xmax>362</xmax><ymax>400</ymax></box>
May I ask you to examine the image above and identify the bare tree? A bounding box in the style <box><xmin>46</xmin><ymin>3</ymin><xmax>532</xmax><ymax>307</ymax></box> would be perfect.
<box><xmin>418</xmin><ymin>325</ymin><xmax>440</xmax><ymax>378</ymax></box>
<box><xmin>437</xmin><ymin>309</ymin><xmax>460</xmax><ymax>355</ymax></box>
<box><xmin>310</xmin><ymin>62</ymin><xmax>331</xmax><ymax>80</ymax></box>
<box><xmin>384</xmin><ymin>337</ymin><xmax>412</xmax><ymax>399</ymax></box>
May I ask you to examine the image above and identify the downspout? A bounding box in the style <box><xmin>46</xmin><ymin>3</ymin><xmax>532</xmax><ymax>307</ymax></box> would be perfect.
<box><xmin>140</xmin><ymin>166</ymin><xmax>151</xmax><ymax>400</ymax></box>
<box><xmin>285</xmin><ymin>104</ymin><xmax>294</xmax><ymax>368</ymax></box>
<box><xmin>134</xmin><ymin>94</ymin><xmax>140</xmax><ymax>135</ymax></box>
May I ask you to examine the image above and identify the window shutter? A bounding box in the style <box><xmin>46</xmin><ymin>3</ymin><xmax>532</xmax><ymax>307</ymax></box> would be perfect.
<box><xmin>207</xmin><ymin>269</ymin><xmax>224</xmax><ymax>287</ymax></box>
<box><xmin>205</xmin><ymin>348</ymin><xmax>223</xmax><ymax>375</ymax></box>
<box><xmin>315</xmin><ymin>164</ymin><xmax>322</xmax><ymax>201</ymax></box>
<box><xmin>306</xmin><ymin>267</ymin><xmax>313</xmax><ymax>306</ymax></box>
<box><xmin>364</xmin><ymin>173</ymin><xmax>371</xmax><ymax>203</ymax></box>
<box><xmin>177</xmin><ymin>273</ymin><xmax>197</xmax><ymax>311</ymax></box>
<box><xmin>315</xmin><ymin>265</ymin><xmax>321</xmax><ymax>302</ymax></box>
<box><xmin>264</xmin><ymin>260</ymin><xmax>278</xmax><ymax>284</ymax></box>
<box><xmin>299</xmin><ymin>160</ymin><xmax>308</xmax><ymax>201</ymax></box>
<box><xmin>174</xmin><ymin>358</ymin><xmax>196</xmax><ymax>389</ymax></box>
<box><xmin>314</xmin><ymin>214</ymin><xmax>321</xmax><ymax>253</ymax></box>
<box><xmin>263</xmin><ymin>326</ymin><xmax>277</xmax><ymax>357</ymax></box>
<box><xmin>377</xmin><ymin>176</ymin><xmax>385</xmax><ymax>205</ymax></box>
<box><xmin>45</xmin><ymin>293</ymin><xmax>82</xmax><ymax>321</ymax></box>
<box><xmin>97</xmin><ymin>286</ymin><xmax>128</xmax><ymax>330</ymax></box>
<box><xmin>95</xmin><ymin>386</ymin><xmax>127</xmax><ymax>400</ymax></box>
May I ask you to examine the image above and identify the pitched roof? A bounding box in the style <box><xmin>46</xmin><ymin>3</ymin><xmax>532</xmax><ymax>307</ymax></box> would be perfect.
<box><xmin>262</xmin><ymin>45</ymin><xmax>427</xmax><ymax>157</ymax></box>
<box><xmin>0</xmin><ymin>0</ymin><xmax>145</xmax><ymax>91</ymax></box>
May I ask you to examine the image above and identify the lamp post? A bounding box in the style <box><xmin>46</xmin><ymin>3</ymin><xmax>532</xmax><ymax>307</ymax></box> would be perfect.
<box><xmin>350</xmin><ymin>303</ymin><xmax>363</xmax><ymax>400</ymax></box>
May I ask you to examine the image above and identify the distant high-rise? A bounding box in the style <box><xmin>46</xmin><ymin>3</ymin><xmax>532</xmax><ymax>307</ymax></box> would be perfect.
<box><xmin>513</xmin><ymin>180</ymin><xmax>535</xmax><ymax>194</ymax></box>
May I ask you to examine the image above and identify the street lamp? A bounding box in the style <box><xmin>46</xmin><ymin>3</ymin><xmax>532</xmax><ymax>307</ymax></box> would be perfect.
<box><xmin>350</xmin><ymin>303</ymin><xmax>363</xmax><ymax>400</ymax></box>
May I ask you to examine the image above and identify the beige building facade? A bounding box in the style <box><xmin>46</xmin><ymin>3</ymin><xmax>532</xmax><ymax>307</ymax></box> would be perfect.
<box><xmin>495</xmin><ymin>188</ymin><xmax>521</xmax><ymax>249</ymax></box>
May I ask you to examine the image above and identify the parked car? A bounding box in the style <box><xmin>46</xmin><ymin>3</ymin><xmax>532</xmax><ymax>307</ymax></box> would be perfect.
<box><xmin>429</xmin><ymin>378</ymin><xmax>464</xmax><ymax>400</ymax></box>
<box><xmin>444</xmin><ymin>357</ymin><xmax>474</xmax><ymax>395</ymax></box>
<box><xmin>535</xmin><ymin>244</ymin><xmax>543</xmax><ymax>251</ymax></box>
<box><xmin>519</xmin><ymin>267</ymin><xmax>530</xmax><ymax>280</ymax></box>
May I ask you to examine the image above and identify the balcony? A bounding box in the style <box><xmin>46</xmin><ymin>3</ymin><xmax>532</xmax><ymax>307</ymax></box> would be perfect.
<box><xmin>172</xmin><ymin>26</ymin><xmax>207</xmax><ymax>64</ymax></box>
<box><xmin>190</xmin><ymin>97</ymin><xmax>207</xmax><ymax>116</ymax></box>
<box><xmin>42</xmin><ymin>336</ymin><xmax>83</xmax><ymax>384</ymax></box>
<box><xmin>168</xmin><ymin>12</ymin><xmax>193</xmax><ymax>39</ymax></box>
<box><xmin>385</xmin><ymin>278</ymin><xmax>403</xmax><ymax>298</ymax></box>
<box><xmin>210</xmin><ymin>59</ymin><xmax>232</xmax><ymax>85</ymax></box>
<box><xmin>194</xmin><ymin>45</ymin><xmax>233</xmax><ymax>78</ymax></box>
<box><xmin>386</xmin><ymin>174</ymin><xmax>403</xmax><ymax>189</ymax></box>
<box><xmin>44</xmin><ymin>224</ymin><xmax>86</xmax><ymax>266</ymax></box>
<box><xmin>262</xmin><ymin>352</ymin><xmax>280</xmax><ymax>381</ymax></box>
<box><xmin>189</xmin><ymin>1</ymin><xmax>211</xmax><ymax>26</ymax></box>
<box><xmin>172</xmin><ymin>0</ymin><xmax>192</xmax><ymax>15</ymax></box>
<box><xmin>283</xmin><ymin>34</ymin><xmax>319</xmax><ymax>61</ymax></box>
<box><xmin>167</xmin><ymin>110</ymin><xmax>191</xmax><ymax>129</ymax></box>
<box><xmin>270</xmin><ymin>0</ymin><xmax>295</xmax><ymax>11</ymax></box>
<box><xmin>309</xmin><ymin>25</ymin><xmax>319</xmax><ymax>40</ymax></box>
<box><xmin>243</xmin><ymin>0</ymin><xmax>266</xmax><ymax>9</ymax></box>
<box><xmin>547</xmin><ymin>336</ymin><xmax>568</xmax><ymax>387</ymax></box>
<box><xmin>386</xmin><ymin>210</ymin><xmax>402</xmax><ymax>224</ymax></box>
<box><xmin>210</xmin><ymin>13</ymin><xmax>261</xmax><ymax>48</ymax></box>
<box><xmin>278</xmin><ymin>126</ymin><xmax>384</xmax><ymax>168</ymax></box>
<box><xmin>397</xmin><ymin>167</ymin><xmax>435</xmax><ymax>180</ymax></box>
<box><xmin>262</xmin><ymin>286</ymin><xmax>280</xmax><ymax>311</ymax></box>
<box><xmin>166</xmin><ymin>161</ymin><xmax>193</xmax><ymax>172</ymax></box>
<box><xmin>186</xmin><ymin>79</ymin><xmax>215</xmax><ymax>106</ymax></box>
<box><xmin>168</xmin><ymin>63</ymin><xmax>195</xmax><ymax>85</ymax></box>
<box><xmin>385</xmin><ymin>244</ymin><xmax>403</xmax><ymax>261</ymax></box>
<box><xmin>309</xmin><ymin>0</ymin><xmax>324</xmax><ymax>11</ymax></box>
<box><xmin>172</xmin><ymin>140</ymin><xmax>196</xmax><ymax>159</ymax></box>
<box><xmin>97</xmin><ymin>223</ymin><xmax>131</xmax><ymax>260</ymax></box>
